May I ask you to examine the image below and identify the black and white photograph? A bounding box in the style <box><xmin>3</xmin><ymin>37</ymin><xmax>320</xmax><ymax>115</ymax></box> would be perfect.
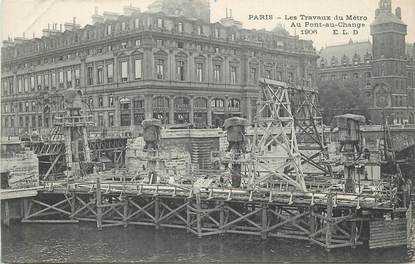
<box><xmin>0</xmin><ymin>0</ymin><xmax>414</xmax><ymax>262</ymax></box>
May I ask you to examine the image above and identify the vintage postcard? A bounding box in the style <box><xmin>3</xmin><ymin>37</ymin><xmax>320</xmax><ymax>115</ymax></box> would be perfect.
<box><xmin>1</xmin><ymin>0</ymin><xmax>414</xmax><ymax>263</ymax></box>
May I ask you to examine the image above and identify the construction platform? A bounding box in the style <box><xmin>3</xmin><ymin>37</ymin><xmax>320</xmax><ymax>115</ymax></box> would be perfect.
<box><xmin>15</xmin><ymin>178</ymin><xmax>411</xmax><ymax>251</ymax></box>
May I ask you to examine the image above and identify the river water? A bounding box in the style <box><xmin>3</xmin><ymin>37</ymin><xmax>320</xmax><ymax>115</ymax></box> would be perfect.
<box><xmin>1</xmin><ymin>222</ymin><xmax>414</xmax><ymax>263</ymax></box>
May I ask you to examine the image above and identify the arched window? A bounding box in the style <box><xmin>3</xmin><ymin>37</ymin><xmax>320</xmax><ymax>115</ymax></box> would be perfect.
<box><xmin>194</xmin><ymin>97</ymin><xmax>207</xmax><ymax>108</ymax></box>
<box><xmin>211</xmin><ymin>98</ymin><xmax>224</xmax><ymax>108</ymax></box>
<box><xmin>152</xmin><ymin>96</ymin><xmax>169</xmax><ymax>108</ymax></box>
<box><xmin>228</xmin><ymin>98</ymin><xmax>240</xmax><ymax>111</ymax></box>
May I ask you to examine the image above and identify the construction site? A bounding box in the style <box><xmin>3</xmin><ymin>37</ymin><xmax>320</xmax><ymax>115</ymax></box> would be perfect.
<box><xmin>1</xmin><ymin>78</ymin><xmax>414</xmax><ymax>252</ymax></box>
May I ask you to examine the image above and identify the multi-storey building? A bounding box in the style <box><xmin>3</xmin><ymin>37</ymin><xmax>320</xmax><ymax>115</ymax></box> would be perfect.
<box><xmin>1</xmin><ymin>0</ymin><xmax>317</xmax><ymax>137</ymax></box>
<box><xmin>317</xmin><ymin>0</ymin><xmax>415</xmax><ymax>124</ymax></box>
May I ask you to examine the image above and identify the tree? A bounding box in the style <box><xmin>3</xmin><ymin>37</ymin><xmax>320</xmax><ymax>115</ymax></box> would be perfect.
<box><xmin>318</xmin><ymin>79</ymin><xmax>370</xmax><ymax>124</ymax></box>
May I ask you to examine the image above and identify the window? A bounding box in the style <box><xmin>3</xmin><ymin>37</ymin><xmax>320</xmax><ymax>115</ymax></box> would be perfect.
<box><xmin>37</xmin><ymin>75</ymin><xmax>42</xmax><ymax>89</ymax></box>
<box><xmin>157</xmin><ymin>18</ymin><xmax>163</xmax><ymax>28</ymax></box>
<box><xmin>177</xmin><ymin>61</ymin><xmax>185</xmax><ymax>81</ymax></box>
<box><xmin>197</xmin><ymin>25</ymin><xmax>203</xmax><ymax>35</ymax></box>
<box><xmin>214</xmin><ymin>47</ymin><xmax>219</xmax><ymax>53</ymax></box>
<box><xmin>178</xmin><ymin>42</ymin><xmax>184</xmax><ymax>48</ymax></box>
<box><xmin>88</xmin><ymin>97</ymin><xmax>94</xmax><ymax>107</ymax></box>
<box><xmin>121</xmin><ymin>61</ymin><xmax>128</xmax><ymax>82</ymax></box>
<box><xmin>135</xmin><ymin>39</ymin><xmax>141</xmax><ymax>46</ymax></box>
<box><xmin>156</xmin><ymin>59</ymin><xmax>164</xmax><ymax>80</ymax></box>
<box><xmin>214</xmin><ymin>64</ymin><xmax>221</xmax><ymax>82</ymax></box>
<box><xmin>108</xmin><ymin>113</ymin><xmax>114</xmax><ymax>127</ymax></box>
<box><xmin>250</xmin><ymin>68</ymin><xmax>257</xmax><ymax>82</ymax></box>
<box><xmin>177</xmin><ymin>22</ymin><xmax>183</xmax><ymax>33</ymax></box>
<box><xmin>98</xmin><ymin>113</ymin><xmax>104</xmax><ymax>127</ymax></box>
<box><xmin>287</xmin><ymin>72</ymin><xmax>294</xmax><ymax>82</ymax></box>
<box><xmin>58</xmin><ymin>71</ymin><xmax>64</xmax><ymax>87</ymax></box>
<box><xmin>276</xmin><ymin>71</ymin><xmax>282</xmax><ymax>81</ymax></box>
<box><xmin>214</xmin><ymin>27</ymin><xmax>220</xmax><ymax>38</ymax></box>
<box><xmin>30</xmin><ymin>76</ymin><xmax>35</xmax><ymax>90</ymax></box>
<box><xmin>353</xmin><ymin>72</ymin><xmax>359</xmax><ymax>79</ymax></box>
<box><xmin>44</xmin><ymin>74</ymin><xmax>49</xmax><ymax>89</ymax></box>
<box><xmin>19</xmin><ymin>116</ymin><xmax>23</xmax><ymax>127</ymax></box>
<box><xmin>87</xmin><ymin>66</ymin><xmax>93</xmax><ymax>85</ymax></box>
<box><xmin>196</xmin><ymin>63</ymin><xmax>203</xmax><ymax>82</ymax></box>
<box><xmin>231</xmin><ymin>33</ymin><xmax>235</xmax><ymax>41</ymax></box>
<box><xmin>107</xmin><ymin>24</ymin><xmax>112</xmax><ymax>35</ymax></box>
<box><xmin>97</xmin><ymin>66</ymin><xmax>103</xmax><ymax>84</ymax></box>
<box><xmin>18</xmin><ymin>78</ymin><xmax>22</xmax><ymax>93</ymax></box>
<box><xmin>108</xmin><ymin>45</ymin><xmax>113</xmax><ymax>51</ymax></box>
<box><xmin>156</xmin><ymin>39</ymin><xmax>164</xmax><ymax>47</ymax></box>
<box><xmin>121</xmin><ymin>22</ymin><xmax>126</xmax><ymax>31</ymax></box>
<box><xmin>25</xmin><ymin>102</ymin><xmax>29</xmax><ymax>112</ymax></box>
<box><xmin>121</xmin><ymin>42</ymin><xmax>127</xmax><ymax>49</ymax></box>
<box><xmin>24</xmin><ymin>77</ymin><xmax>29</xmax><ymax>92</ymax></box>
<box><xmin>133</xmin><ymin>99</ymin><xmax>144</xmax><ymax>108</ymax></box>
<box><xmin>107</xmin><ymin>63</ymin><xmax>113</xmax><ymax>83</ymax></box>
<box><xmin>134</xmin><ymin>18</ymin><xmax>140</xmax><ymax>28</ymax></box>
<box><xmin>98</xmin><ymin>96</ymin><xmax>103</xmax><ymax>107</ymax></box>
<box><xmin>265</xmin><ymin>69</ymin><xmax>271</xmax><ymax>79</ymax></box>
<box><xmin>75</xmin><ymin>69</ymin><xmax>80</xmax><ymax>86</ymax></box>
<box><xmin>230</xmin><ymin>66</ymin><xmax>237</xmax><ymax>84</ymax></box>
<box><xmin>66</xmin><ymin>70</ymin><xmax>72</xmax><ymax>87</ymax></box>
<box><xmin>342</xmin><ymin>73</ymin><xmax>348</xmax><ymax>80</ymax></box>
<box><xmin>133</xmin><ymin>59</ymin><xmax>142</xmax><ymax>79</ymax></box>
<box><xmin>31</xmin><ymin>101</ymin><xmax>36</xmax><ymax>112</ymax></box>
<box><xmin>108</xmin><ymin>96</ymin><xmax>114</xmax><ymax>107</ymax></box>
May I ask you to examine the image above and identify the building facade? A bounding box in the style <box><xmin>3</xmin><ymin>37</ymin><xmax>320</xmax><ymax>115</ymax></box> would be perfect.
<box><xmin>1</xmin><ymin>0</ymin><xmax>317</xmax><ymax>137</ymax></box>
<box><xmin>317</xmin><ymin>0</ymin><xmax>415</xmax><ymax>124</ymax></box>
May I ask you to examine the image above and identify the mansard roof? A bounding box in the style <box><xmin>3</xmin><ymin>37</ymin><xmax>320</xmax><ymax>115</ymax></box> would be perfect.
<box><xmin>318</xmin><ymin>40</ymin><xmax>372</xmax><ymax>66</ymax></box>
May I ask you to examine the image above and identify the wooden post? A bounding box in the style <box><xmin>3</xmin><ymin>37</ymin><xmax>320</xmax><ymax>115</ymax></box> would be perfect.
<box><xmin>196</xmin><ymin>193</ymin><xmax>202</xmax><ymax>238</ymax></box>
<box><xmin>261</xmin><ymin>203</ymin><xmax>268</xmax><ymax>239</ymax></box>
<box><xmin>4</xmin><ymin>201</ymin><xmax>10</xmax><ymax>226</ymax></box>
<box><xmin>186</xmin><ymin>199</ymin><xmax>191</xmax><ymax>233</ymax></box>
<box><xmin>350</xmin><ymin>220</ymin><xmax>357</xmax><ymax>248</ymax></box>
<box><xmin>325</xmin><ymin>193</ymin><xmax>333</xmax><ymax>251</ymax></box>
<box><xmin>154</xmin><ymin>197</ymin><xmax>160</xmax><ymax>229</ymax></box>
<box><xmin>407</xmin><ymin>201</ymin><xmax>412</xmax><ymax>247</ymax></box>
<box><xmin>123</xmin><ymin>198</ymin><xmax>128</xmax><ymax>228</ymax></box>
<box><xmin>96</xmin><ymin>178</ymin><xmax>102</xmax><ymax>230</ymax></box>
<box><xmin>70</xmin><ymin>193</ymin><xmax>76</xmax><ymax>220</ymax></box>
<box><xmin>219</xmin><ymin>202</ymin><xmax>225</xmax><ymax>235</ymax></box>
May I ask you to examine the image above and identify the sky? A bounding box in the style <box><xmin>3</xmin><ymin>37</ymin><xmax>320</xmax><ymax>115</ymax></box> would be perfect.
<box><xmin>0</xmin><ymin>0</ymin><xmax>414</xmax><ymax>50</ymax></box>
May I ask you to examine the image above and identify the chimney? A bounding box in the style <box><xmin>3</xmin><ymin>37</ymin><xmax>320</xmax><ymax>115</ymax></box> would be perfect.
<box><xmin>230</xmin><ymin>9</ymin><xmax>232</xmax><ymax>18</ymax></box>
<box><xmin>395</xmin><ymin>7</ymin><xmax>401</xmax><ymax>19</ymax></box>
<box><xmin>73</xmin><ymin>17</ymin><xmax>76</xmax><ymax>24</ymax></box>
<box><xmin>60</xmin><ymin>24</ymin><xmax>62</xmax><ymax>32</ymax></box>
<box><xmin>226</xmin><ymin>8</ymin><xmax>228</xmax><ymax>18</ymax></box>
<box><xmin>94</xmin><ymin>6</ymin><xmax>99</xmax><ymax>15</ymax></box>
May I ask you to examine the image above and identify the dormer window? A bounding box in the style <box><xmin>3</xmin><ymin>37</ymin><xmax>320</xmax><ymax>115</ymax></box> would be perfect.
<box><xmin>177</xmin><ymin>22</ymin><xmax>183</xmax><ymax>33</ymax></box>
<box><xmin>231</xmin><ymin>33</ymin><xmax>235</xmax><ymax>41</ymax></box>
<box><xmin>214</xmin><ymin>28</ymin><xmax>220</xmax><ymax>38</ymax></box>
<box><xmin>134</xmin><ymin>18</ymin><xmax>140</xmax><ymax>28</ymax></box>
<box><xmin>107</xmin><ymin>24</ymin><xmax>112</xmax><ymax>35</ymax></box>
<box><xmin>121</xmin><ymin>22</ymin><xmax>126</xmax><ymax>31</ymax></box>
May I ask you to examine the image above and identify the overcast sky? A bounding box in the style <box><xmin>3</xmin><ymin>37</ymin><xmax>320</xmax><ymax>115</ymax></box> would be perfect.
<box><xmin>0</xmin><ymin>0</ymin><xmax>414</xmax><ymax>49</ymax></box>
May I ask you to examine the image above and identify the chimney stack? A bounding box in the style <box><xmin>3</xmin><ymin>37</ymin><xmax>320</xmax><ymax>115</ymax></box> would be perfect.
<box><xmin>230</xmin><ymin>9</ymin><xmax>232</xmax><ymax>18</ymax></box>
<box><xmin>226</xmin><ymin>8</ymin><xmax>228</xmax><ymax>18</ymax></box>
